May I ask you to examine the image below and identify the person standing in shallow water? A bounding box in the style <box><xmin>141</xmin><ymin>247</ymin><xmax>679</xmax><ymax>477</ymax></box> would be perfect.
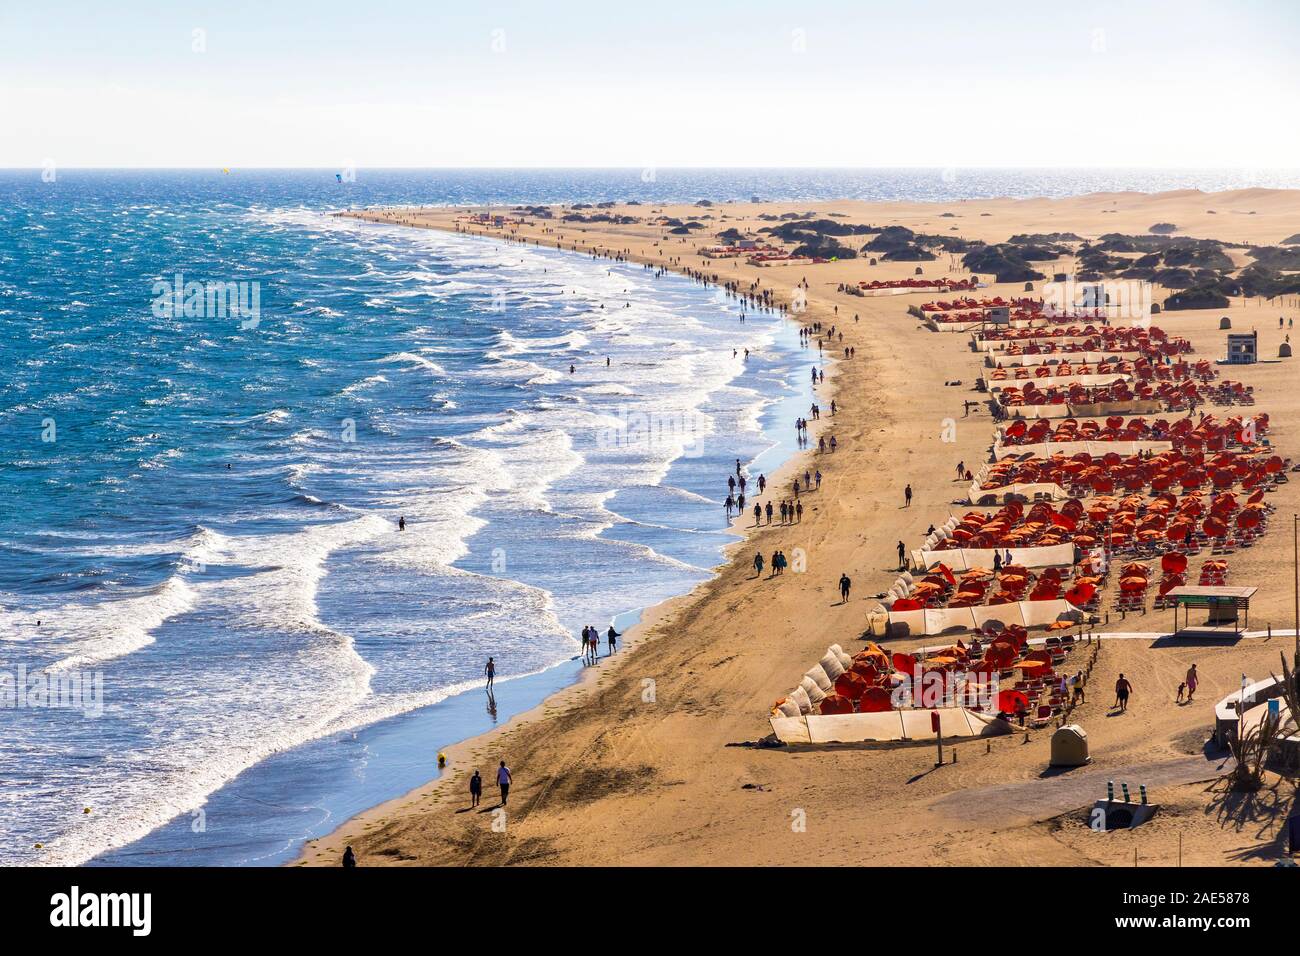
<box><xmin>484</xmin><ymin>656</ymin><xmax>495</xmax><ymax>689</ymax></box>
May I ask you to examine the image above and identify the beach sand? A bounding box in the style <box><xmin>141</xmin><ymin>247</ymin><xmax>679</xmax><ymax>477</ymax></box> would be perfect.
<box><xmin>297</xmin><ymin>189</ymin><xmax>1300</xmax><ymax>867</ymax></box>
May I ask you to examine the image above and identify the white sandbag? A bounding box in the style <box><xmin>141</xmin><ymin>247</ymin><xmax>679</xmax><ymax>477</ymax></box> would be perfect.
<box><xmin>819</xmin><ymin>652</ymin><xmax>845</xmax><ymax>680</ymax></box>
<box><xmin>776</xmin><ymin>698</ymin><xmax>801</xmax><ymax>718</ymax></box>
<box><xmin>800</xmin><ymin>675</ymin><xmax>826</xmax><ymax>703</ymax></box>
<box><xmin>836</xmin><ymin>650</ymin><xmax>853</xmax><ymax>669</ymax></box>
<box><xmin>789</xmin><ymin>686</ymin><xmax>812</xmax><ymax>714</ymax></box>
<box><xmin>805</xmin><ymin>666</ymin><xmax>833</xmax><ymax>693</ymax></box>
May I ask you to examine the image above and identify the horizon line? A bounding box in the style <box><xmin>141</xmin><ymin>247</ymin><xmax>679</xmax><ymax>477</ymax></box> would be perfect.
<box><xmin>5</xmin><ymin>164</ymin><xmax>1300</xmax><ymax>172</ymax></box>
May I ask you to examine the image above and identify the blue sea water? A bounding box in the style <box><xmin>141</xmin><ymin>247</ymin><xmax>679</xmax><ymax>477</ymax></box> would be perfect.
<box><xmin>2</xmin><ymin>168</ymin><xmax>1296</xmax><ymax>867</ymax></box>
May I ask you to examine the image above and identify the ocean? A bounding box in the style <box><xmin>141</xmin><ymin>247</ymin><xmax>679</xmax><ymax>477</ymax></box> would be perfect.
<box><xmin>2</xmin><ymin>168</ymin><xmax>1297</xmax><ymax>866</ymax></box>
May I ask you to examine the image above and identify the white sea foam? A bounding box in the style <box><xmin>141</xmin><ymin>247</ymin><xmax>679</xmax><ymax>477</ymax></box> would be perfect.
<box><xmin>7</xmin><ymin>208</ymin><xmax>808</xmax><ymax>868</ymax></box>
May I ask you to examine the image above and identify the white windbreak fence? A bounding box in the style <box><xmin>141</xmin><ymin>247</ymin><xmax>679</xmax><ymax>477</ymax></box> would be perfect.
<box><xmin>966</xmin><ymin>476</ymin><xmax>1069</xmax><ymax>503</ymax></box>
<box><xmin>769</xmin><ymin>708</ymin><xmax>1011</xmax><ymax>744</ymax></box>
<box><xmin>928</xmin><ymin>317</ymin><xmax>1050</xmax><ymax>333</ymax></box>
<box><xmin>991</xmin><ymin>438</ymin><xmax>1173</xmax><ymax>460</ymax></box>
<box><xmin>990</xmin><ymin>372</ymin><xmax>1130</xmax><ymax>391</ymax></box>
<box><xmin>911</xmin><ymin>541</ymin><xmax>1075</xmax><ymax>571</ymax></box>
<box><xmin>986</xmin><ymin>350</ymin><xmax>1145</xmax><ymax>368</ymax></box>
<box><xmin>977</xmin><ymin>334</ymin><xmax>1102</xmax><ymax>352</ymax></box>
<box><xmin>886</xmin><ymin>598</ymin><xmax>1083</xmax><ymax>637</ymax></box>
<box><xmin>998</xmin><ymin>399</ymin><xmax>1165</xmax><ymax>420</ymax></box>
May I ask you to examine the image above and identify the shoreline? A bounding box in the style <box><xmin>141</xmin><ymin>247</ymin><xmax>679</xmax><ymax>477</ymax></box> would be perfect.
<box><xmin>299</xmin><ymin>189</ymin><xmax>1300</xmax><ymax>867</ymax></box>
<box><xmin>292</xmin><ymin>220</ymin><xmax>836</xmax><ymax>866</ymax></box>
<box><xmin>75</xmin><ymin>216</ymin><xmax>818</xmax><ymax>868</ymax></box>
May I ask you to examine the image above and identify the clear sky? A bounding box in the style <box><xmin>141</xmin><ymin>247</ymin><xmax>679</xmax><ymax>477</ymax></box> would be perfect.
<box><xmin>2</xmin><ymin>0</ymin><xmax>1296</xmax><ymax>168</ymax></box>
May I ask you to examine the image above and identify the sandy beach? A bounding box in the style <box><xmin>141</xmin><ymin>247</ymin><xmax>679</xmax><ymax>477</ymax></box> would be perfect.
<box><xmin>297</xmin><ymin>189</ymin><xmax>1300</xmax><ymax>867</ymax></box>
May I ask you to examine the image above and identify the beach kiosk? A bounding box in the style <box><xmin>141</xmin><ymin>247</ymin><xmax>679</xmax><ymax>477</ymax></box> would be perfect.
<box><xmin>1225</xmin><ymin>330</ymin><xmax>1258</xmax><ymax>365</ymax></box>
<box><xmin>983</xmin><ymin>305</ymin><xmax>1010</xmax><ymax>329</ymax></box>
<box><xmin>1166</xmin><ymin>585</ymin><xmax>1257</xmax><ymax>634</ymax></box>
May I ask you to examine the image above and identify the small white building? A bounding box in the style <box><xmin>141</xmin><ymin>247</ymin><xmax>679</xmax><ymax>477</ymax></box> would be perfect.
<box><xmin>1225</xmin><ymin>330</ymin><xmax>1258</xmax><ymax>365</ymax></box>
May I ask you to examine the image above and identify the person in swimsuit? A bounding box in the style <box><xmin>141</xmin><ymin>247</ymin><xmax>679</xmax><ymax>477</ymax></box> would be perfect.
<box><xmin>1114</xmin><ymin>673</ymin><xmax>1132</xmax><ymax>712</ymax></box>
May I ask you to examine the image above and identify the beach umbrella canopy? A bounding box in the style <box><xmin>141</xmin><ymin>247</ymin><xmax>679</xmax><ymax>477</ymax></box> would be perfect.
<box><xmin>998</xmin><ymin>689</ymin><xmax>1030</xmax><ymax>713</ymax></box>
<box><xmin>1161</xmin><ymin>552</ymin><xmax>1188</xmax><ymax>573</ymax></box>
<box><xmin>819</xmin><ymin>694</ymin><xmax>853</xmax><ymax>715</ymax></box>
<box><xmin>858</xmin><ymin>688</ymin><xmax>895</xmax><ymax>713</ymax></box>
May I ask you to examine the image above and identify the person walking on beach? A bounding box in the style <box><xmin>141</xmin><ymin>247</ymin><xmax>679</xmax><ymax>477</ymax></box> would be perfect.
<box><xmin>484</xmin><ymin>656</ymin><xmax>496</xmax><ymax>690</ymax></box>
<box><xmin>839</xmin><ymin>573</ymin><xmax>852</xmax><ymax>604</ymax></box>
<box><xmin>1114</xmin><ymin>673</ymin><xmax>1133</xmax><ymax>712</ymax></box>
<box><xmin>1184</xmin><ymin>663</ymin><xmax>1198</xmax><ymax>701</ymax></box>
<box><xmin>795</xmin><ymin>500</ymin><xmax>803</xmax><ymax>522</ymax></box>
<box><xmin>607</xmin><ymin>625</ymin><xmax>619</xmax><ymax>655</ymax></box>
<box><xmin>904</xmin><ymin>484</ymin><xmax>913</xmax><ymax>507</ymax></box>
<box><xmin>753</xmin><ymin>502</ymin><xmax>762</xmax><ymax>526</ymax></box>
<box><xmin>897</xmin><ymin>540</ymin><xmax>906</xmax><ymax>570</ymax></box>
<box><xmin>753</xmin><ymin>552</ymin><xmax>765</xmax><ymax>577</ymax></box>
<box><xmin>779</xmin><ymin>501</ymin><xmax>788</xmax><ymax>524</ymax></box>
<box><xmin>765</xmin><ymin>501</ymin><xmax>773</xmax><ymax>524</ymax></box>
<box><xmin>469</xmin><ymin>769</ymin><xmax>483</xmax><ymax>808</ymax></box>
<box><xmin>758</xmin><ymin>474</ymin><xmax>766</xmax><ymax>494</ymax></box>
<box><xmin>342</xmin><ymin>846</ymin><xmax>357</xmax><ymax>868</ymax></box>
<box><xmin>497</xmin><ymin>761</ymin><xmax>512</xmax><ymax>805</ymax></box>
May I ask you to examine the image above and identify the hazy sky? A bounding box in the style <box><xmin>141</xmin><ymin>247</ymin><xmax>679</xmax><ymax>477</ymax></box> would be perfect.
<box><xmin>2</xmin><ymin>0</ymin><xmax>1296</xmax><ymax>168</ymax></box>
